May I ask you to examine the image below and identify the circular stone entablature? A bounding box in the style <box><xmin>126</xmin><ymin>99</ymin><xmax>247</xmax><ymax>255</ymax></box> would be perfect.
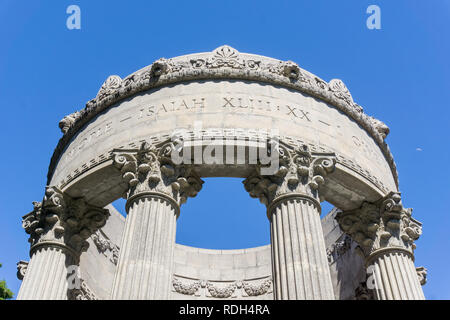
<box><xmin>50</xmin><ymin>45</ymin><xmax>397</xmax><ymax>210</ymax></box>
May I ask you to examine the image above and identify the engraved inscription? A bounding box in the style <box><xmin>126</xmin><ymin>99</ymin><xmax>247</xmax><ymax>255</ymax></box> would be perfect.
<box><xmin>137</xmin><ymin>98</ymin><xmax>206</xmax><ymax>119</ymax></box>
<box><xmin>66</xmin><ymin>122</ymin><xmax>113</xmax><ymax>159</ymax></box>
<box><xmin>221</xmin><ymin>96</ymin><xmax>311</xmax><ymax>122</ymax></box>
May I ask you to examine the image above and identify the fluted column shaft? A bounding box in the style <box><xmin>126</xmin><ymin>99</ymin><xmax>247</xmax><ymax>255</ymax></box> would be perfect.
<box><xmin>367</xmin><ymin>249</ymin><xmax>425</xmax><ymax>300</ymax></box>
<box><xmin>17</xmin><ymin>244</ymin><xmax>76</xmax><ymax>300</ymax></box>
<box><xmin>269</xmin><ymin>195</ymin><xmax>334</xmax><ymax>300</ymax></box>
<box><xmin>111</xmin><ymin>193</ymin><xmax>178</xmax><ymax>299</ymax></box>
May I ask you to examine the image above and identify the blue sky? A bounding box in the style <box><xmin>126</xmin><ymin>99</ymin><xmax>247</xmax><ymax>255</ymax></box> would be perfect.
<box><xmin>0</xmin><ymin>0</ymin><xmax>448</xmax><ymax>299</ymax></box>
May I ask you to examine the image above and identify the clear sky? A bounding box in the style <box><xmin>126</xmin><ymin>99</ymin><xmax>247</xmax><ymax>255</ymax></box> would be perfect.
<box><xmin>0</xmin><ymin>0</ymin><xmax>448</xmax><ymax>300</ymax></box>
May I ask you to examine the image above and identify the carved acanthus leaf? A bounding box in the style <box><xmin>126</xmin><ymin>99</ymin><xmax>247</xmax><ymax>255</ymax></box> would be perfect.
<box><xmin>22</xmin><ymin>187</ymin><xmax>110</xmax><ymax>254</ymax></box>
<box><xmin>172</xmin><ymin>278</ymin><xmax>201</xmax><ymax>295</ymax></box>
<box><xmin>243</xmin><ymin>279</ymin><xmax>272</xmax><ymax>296</ymax></box>
<box><xmin>416</xmin><ymin>266</ymin><xmax>427</xmax><ymax>286</ymax></box>
<box><xmin>113</xmin><ymin>141</ymin><xmax>204</xmax><ymax>205</ymax></box>
<box><xmin>206</xmin><ymin>281</ymin><xmax>236</xmax><ymax>298</ymax></box>
<box><xmin>368</xmin><ymin>116</ymin><xmax>390</xmax><ymax>140</ymax></box>
<box><xmin>96</xmin><ymin>75</ymin><xmax>122</xmax><ymax>101</ymax></box>
<box><xmin>336</xmin><ymin>192</ymin><xmax>422</xmax><ymax>256</ymax></box>
<box><xmin>329</xmin><ymin>79</ymin><xmax>354</xmax><ymax>106</ymax></box>
<box><xmin>91</xmin><ymin>230</ymin><xmax>119</xmax><ymax>265</ymax></box>
<box><xmin>172</xmin><ymin>276</ymin><xmax>272</xmax><ymax>298</ymax></box>
<box><xmin>243</xmin><ymin>143</ymin><xmax>336</xmax><ymax>206</ymax></box>
<box><xmin>16</xmin><ymin>260</ymin><xmax>28</xmax><ymax>280</ymax></box>
<box><xmin>326</xmin><ymin>234</ymin><xmax>352</xmax><ymax>263</ymax></box>
<box><xmin>22</xmin><ymin>187</ymin><xmax>66</xmax><ymax>246</ymax></box>
<box><xmin>59</xmin><ymin>111</ymin><xmax>81</xmax><ymax>134</ymax></box>
<box><xmin>63</xmin><ymin>199</ymin><xmax>110</xmax><ymax>253</ymax></box>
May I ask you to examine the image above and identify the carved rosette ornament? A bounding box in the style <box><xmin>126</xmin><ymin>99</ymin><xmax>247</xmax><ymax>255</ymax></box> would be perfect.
<box><xmin>336</xmin><ymin>192</ymin><xmax>422</xmax><ymax>258</ymax></box>
<box><xmin>22</xmin><ymin>186</ymin><xmax>110</xmax><ymax>257</ymax></box>
<box><xmin>113</xmin><ymin>141</ymin><xmax>203</xmax><ymax>208</ymax></box>
<box><xmin>96</xmin><ymin>75</ymin><xmax>122</xmax><ymax>102</ymax></box>
<box><xmin>243</xmin><ymin>142</ymin><xmax>336</xmax><ymax>209</ymax></box>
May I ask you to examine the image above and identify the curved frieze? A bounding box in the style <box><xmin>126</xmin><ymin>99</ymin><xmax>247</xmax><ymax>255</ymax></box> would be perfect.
<box><xmin>50</xmin><ymin>45</ymin><xmax>398</xmax><ymax>189</ymax></box>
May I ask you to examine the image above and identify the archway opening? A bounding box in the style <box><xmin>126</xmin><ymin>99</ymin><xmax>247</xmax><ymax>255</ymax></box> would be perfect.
<box><xmin>176</xmin><ymin>177</ymin><xmax>270</xmax><ymax>250</ymax></box>
<box><xmin>110</xmin><ymin>178</ymin><xmax>336</xmax><ymax>250</ymax></box>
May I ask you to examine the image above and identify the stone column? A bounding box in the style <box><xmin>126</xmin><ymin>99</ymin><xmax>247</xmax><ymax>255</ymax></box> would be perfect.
<box><xmin>244</xmin><ymin>144</ymin><xmax>335</xmax><ymax>300</ymax></box>
<box><xmin>337</xmin><ymin>192</ymin><xmax>425</xmax><ymax>300</ymax></box>
<box><xmin>17</xmin><ymin>187</ymin><xmax>109</xmax><ymax>300</ymax></box>
<box><xmin>111</xmin><ymin>142</ymin><xmax>203</xmax><ymax>300</ymax></box>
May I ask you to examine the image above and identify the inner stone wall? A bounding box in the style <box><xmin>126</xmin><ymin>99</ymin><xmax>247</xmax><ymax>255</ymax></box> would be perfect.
<box><xmin>79</xmin><ymin>205</ymin><xmax>364</xmax><ymax>300</ymax></box>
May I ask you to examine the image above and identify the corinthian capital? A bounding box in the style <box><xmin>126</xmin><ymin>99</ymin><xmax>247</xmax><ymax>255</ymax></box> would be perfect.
<box><xmin>243</xmin><ymin>143</ymin><xmax>336</xmax><ymax>206</ymax></box>
<box><xmin>336</xmin><ymin>192</ymin><xmax>422</xmax><ymax>257</ymax></box>
<box><xmin>62</xmin><ymin>198</ymin><xmax>110</xmax><ymax>253</ymax></box>
<box><xmin>22</xmin><ymin>187</ymin><xmax>66</xmax><ymax>246</ymax></box>
<box><xmin>22</xmin><ymin>187</ymin><xmax>110</xmax><ymax>255</ymax></box>
<box><xmin>113</xmin><ymin>141</ymin><xmax>203</xmax><ymax>205</ymax></box>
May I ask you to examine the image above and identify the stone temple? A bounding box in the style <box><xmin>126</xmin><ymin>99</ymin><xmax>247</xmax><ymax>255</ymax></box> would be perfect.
<box><xmin>16</xmin><ymin>46</ymin><xmax>427</xmax><ymax>300</ymax></box>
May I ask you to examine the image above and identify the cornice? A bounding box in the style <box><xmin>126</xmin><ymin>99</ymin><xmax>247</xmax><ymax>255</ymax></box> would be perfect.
<box><xmin>49</xmin><ymin>45</ymin><xmax>398</xmax><ymax>190</ymax></box>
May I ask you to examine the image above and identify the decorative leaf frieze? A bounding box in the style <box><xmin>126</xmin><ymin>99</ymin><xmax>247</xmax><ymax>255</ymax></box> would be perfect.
<box><xmin>243</xmin><ymin>279</ymin><xmax>272</xmax><ymax>296</ymax></box>
<box><xmin>172</xmin><ymin>276</ymin><xmax>273</xmax><ymax>298</ymax></box>
<box><xmin>172</xmin><ymin>278</ymin><xmax>201</xmax><ymax>296</ymax></box>
<box><xmin>206</xmin><ymin>282</ymin><xmax>237</xmax><ymax>298</ymax></box>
